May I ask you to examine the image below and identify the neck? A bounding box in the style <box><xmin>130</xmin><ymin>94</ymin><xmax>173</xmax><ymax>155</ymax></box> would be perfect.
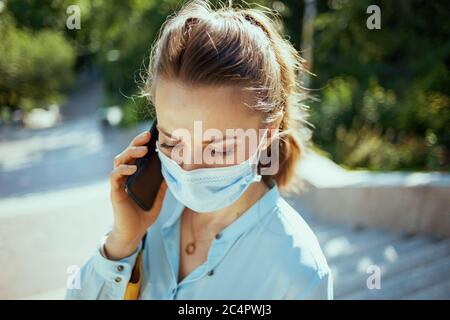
<box><xmin>186</xmin><ymin>180</ymin><xmax>270</xmax><ymax>231</ymax></box>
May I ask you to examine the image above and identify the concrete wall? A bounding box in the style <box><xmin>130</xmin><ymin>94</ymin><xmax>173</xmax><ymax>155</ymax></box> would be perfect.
<box><xmin>290</xmin><ymin>152</ymin><xmax>450</xmax><ymax>238</ymax></box>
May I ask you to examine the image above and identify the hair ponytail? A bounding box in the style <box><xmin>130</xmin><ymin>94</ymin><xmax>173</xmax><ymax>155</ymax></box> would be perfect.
<box><xmin>240</xmin><ymin>9</ymin><xmax>306</xmax><ymax>189</ymax></box>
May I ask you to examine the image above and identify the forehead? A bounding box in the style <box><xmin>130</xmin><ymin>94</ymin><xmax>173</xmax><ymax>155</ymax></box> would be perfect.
<box><xmin>154</xmin><ymin>78</ymin><xmax>262</xmax><ymax>135</ymax></box>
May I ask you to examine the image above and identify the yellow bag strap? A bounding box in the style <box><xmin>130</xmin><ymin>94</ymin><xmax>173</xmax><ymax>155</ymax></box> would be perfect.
<box><xmin>124</xmin><ymin>233</ymin><xmax>147</xmax><ymax>300</ymax></box>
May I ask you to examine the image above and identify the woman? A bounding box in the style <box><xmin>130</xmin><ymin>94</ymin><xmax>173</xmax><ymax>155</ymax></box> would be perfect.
<box><xmin>66</xmin><ymin>0</ymin><xmax>332</xmax><ymax>300</ymax></box>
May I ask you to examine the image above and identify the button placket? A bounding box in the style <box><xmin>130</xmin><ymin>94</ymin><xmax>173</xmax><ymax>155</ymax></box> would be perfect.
<box><xmin>202</xmin><ymin>241</ymin><xmax>224</xmax><ymax>279</ymax></box>
<box><xmin>203</xmin><ymin>236</ymin><xmax>237</xmax><ymax>279</ymax></box>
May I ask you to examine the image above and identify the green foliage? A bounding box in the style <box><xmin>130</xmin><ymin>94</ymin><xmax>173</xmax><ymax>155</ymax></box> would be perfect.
<box><xmin>118</xmin><ymin>95</ymin><xmax>155</xmax><ymax>128</ymax></box>
<box><xmin>1</xmin><ymin>0</ymin><xmax>448</xmax><ymax>171</ymax></box>
<box><xmin>0</xmin><ymin>12</ymin><xmax>75</xmax><ymax>113</ymax></box>
<box><xmin>307</xmin><ymin>0</ymin><xmax>450</xmax><ymax>171</ymax></box>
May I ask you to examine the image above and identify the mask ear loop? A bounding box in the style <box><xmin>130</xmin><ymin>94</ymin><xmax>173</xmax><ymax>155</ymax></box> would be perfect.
<box><xmin>251</xmin><ymin>128</ymin><xmax>270</xmax><ymax>175</ymax></box>
<box><xmin>257</xmin><ymin>127</ymin><xmax>282</xmax><ymax>177</ymax></box>
<box><xmin>257</xmin><ymin>129</ymin><xmax>270</xmax><ymax>159</ymax></box>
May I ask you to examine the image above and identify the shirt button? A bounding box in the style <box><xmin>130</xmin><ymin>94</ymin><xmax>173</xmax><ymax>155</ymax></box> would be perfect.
<box><xmin>116</xmin><ymin>265</ymin><xmax>124</xmax><ymax>272</ymax></box>
<box><xmin>172</xmin><ymin>288</ymin><xmax>177</xmax><ymax>294</ymax></box>
<box><xmin>207</xmin><ymin>269</ymin><xmax>214</xmax><ymax>276</ymax></box>
<box><xmin>215</xmin><ymin>233</ymin><xmax>222</xmax><ymax>240</ymax></box>
<box><xmin>114</xmin><ymin>276</ymin><xmax>122</xmax><ymax>283</ymax></box>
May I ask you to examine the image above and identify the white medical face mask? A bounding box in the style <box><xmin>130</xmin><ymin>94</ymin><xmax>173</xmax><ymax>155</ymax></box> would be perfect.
<box><xmin>155</xmin><ymin>130</ymin><xmax>268</xmax><ymax>213</ymax></box>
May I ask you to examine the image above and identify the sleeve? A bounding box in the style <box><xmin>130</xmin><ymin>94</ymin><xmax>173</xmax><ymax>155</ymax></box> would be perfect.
<box><xmin>64</xmin><ymin>233</ymin><xmax>143</xmax><ymax>300</ymax></box>
<box><xmin>300</xmin><ymin>269</ymin><xmax>333</xmax><ymax>300</ymax></box>
<box><xmin>283</xmin><ymin>268</ymin><xmax>334</xmax><ymax>300</ymax></box>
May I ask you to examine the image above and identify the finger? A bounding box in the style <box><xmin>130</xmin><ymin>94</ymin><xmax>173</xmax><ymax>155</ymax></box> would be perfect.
<box><xmin>113</xmin><ymin>146</ymin><xmax>148</xmax><ymax>168</ymax></box>
<box><xmin>129</xmin><ymin>131</ymin><xmax>151</xmax><ymax>148</ymax></box>
<box><xmin>109</xmin><ymin>165</ymin><xmax>137</xmax><ymax>190</ymax></box>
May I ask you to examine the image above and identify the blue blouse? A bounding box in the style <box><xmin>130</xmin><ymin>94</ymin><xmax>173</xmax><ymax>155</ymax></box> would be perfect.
<box><xmin>65</xmin><ymin>183</ymin><xmax>333</xmax><ymax>300</ymax></box>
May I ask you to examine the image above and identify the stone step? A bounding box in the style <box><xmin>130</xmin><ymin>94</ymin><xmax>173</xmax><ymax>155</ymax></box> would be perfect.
<box><xmin>332</xmin><ymin>235</ymin><xmax>432</xmax><ymax>281</ymax></box>
<box><xmin>337</xmin><ymin>239</ymin><xmax>450</xmax><ymax>299</ymax></box>
<box><xmin>328</xmin><ymin>231</ymin><xmax>401</xmax><ymax>266</ymax></box>
<box><xmin>403</xmin><ymin>278</ymin><xmax>450</xmax><ymax>300</ymax></box>
<box><xmin>321</xmin><ymin>228</ymin><xmax>401</xmax><ymax>261</ymax></box>
<box><xmin>343</xmin><ymin>252</ymin><xmax>450</xmax><ymax>299</ymax></box>
<box><xmin>313</xmin><ymin>224</ymin><xmax>353</xmax><ymax>243</ymax></box>
<box><xmin>308</xmin><ymin>221</ymin><xmax>351</xmax><ymax>233</ymax></box>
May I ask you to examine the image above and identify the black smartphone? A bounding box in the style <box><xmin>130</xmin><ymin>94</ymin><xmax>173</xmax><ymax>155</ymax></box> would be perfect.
<box><xmin>125</xmin><ymin>119</ymin><xmax>164</xmax><ymax>211</ymax></box>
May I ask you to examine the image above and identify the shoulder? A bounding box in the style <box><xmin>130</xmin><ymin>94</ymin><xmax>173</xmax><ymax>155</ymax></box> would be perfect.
<box><xmin>261</xmin><ymin>196</ymin><xmax>333</xmax><ymax>299</ymax></box>
<box><xmin>265</xmin><ymin>196</ymin><xmax>329</xmax><ymax>274</ymax></box>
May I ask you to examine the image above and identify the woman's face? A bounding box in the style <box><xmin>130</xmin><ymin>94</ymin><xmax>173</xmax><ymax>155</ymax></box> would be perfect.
<box><xmin>154</xmin><ymin>78</ymin><xmax>267</xmax><ymax>170</ymax></box>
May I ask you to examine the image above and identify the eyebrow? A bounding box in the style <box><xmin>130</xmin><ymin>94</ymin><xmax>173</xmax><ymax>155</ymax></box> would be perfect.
<box><xmin>157</xmin><ymin>125</ymin><xmax>237</xmax><ymax>145</ymax></box>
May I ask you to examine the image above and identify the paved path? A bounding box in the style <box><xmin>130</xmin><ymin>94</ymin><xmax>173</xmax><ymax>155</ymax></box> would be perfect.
<box><xmin>0</xmin><ymin>77</ymin><xmax>148</xmax><ymax>299</ymax></box>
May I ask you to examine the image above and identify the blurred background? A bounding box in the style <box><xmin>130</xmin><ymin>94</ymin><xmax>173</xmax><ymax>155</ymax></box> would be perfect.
<box><xmin>0</xmin><ymin>0</ymin><xmax>449</xmax><ymax>299</ymax></box>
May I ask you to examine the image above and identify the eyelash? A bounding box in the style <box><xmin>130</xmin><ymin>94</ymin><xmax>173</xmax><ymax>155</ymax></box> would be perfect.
<box><xmin>159</xmin><ymin>142</ymin><xmax>234</xmax><ymax>155</ymax></box>
<box><xmin>209</xmin><ymin>147</ymin><xmax>234</xmax><ymax>156</ymax></box>
<box><xmin>159</xmin><ymin>142</ymin><xmax>175</xmax><ymax>149</ymax></box>
<box><xmin>212</xmin><ymin>149</ymin><xmax>231</xmax><ymax>155</ymax></box>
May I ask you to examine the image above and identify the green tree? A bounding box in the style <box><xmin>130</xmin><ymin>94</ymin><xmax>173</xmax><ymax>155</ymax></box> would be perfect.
<box><xmin>0</xmin><ymin>12</ymin><xmax>75</xmax><ymax>116</ymax></box>
<box><xmin>307</xmin><ymin>0</ymin><xmax>450</xmax><ymax>170</ymax></box>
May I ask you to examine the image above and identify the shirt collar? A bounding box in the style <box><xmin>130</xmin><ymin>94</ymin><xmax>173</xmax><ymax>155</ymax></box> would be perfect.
<box><xmin>161</xmin><ymin>182</ymin><xmax>280</xmax><ymax>241</ymax></box>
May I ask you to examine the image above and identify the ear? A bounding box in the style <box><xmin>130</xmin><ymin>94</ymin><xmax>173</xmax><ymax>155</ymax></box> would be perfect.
<box><xmin>261</xmin><ymin>121</ymin><xmax>281</xmax><ymax>151</ymax></box>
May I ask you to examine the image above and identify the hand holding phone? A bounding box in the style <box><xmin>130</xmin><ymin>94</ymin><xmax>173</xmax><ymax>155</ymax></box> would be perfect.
<box><xmin>107</xmin><ymin>121</ymin><xmax>165</xmax><ymax>260</ymax></box>
<box><xmin>125</xmin><ymin>120</ymin><xmax>164</xmax><ymax>211</ymax></box>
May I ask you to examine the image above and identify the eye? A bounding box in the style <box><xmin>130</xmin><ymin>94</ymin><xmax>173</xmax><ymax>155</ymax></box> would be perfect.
<box><xmin>212</xmin><ymin>149</ymin><xmax>230</xmax><ymax>155</ymax></box>
<box><xmin>159</xmin><ymin>142</ymin><xmax>175</xmax><ymax>149</ymax></box>
<box><xmin>209</xmin><ymin>146</ymin><xmax>234</xmax><ymax>156</ymax></box>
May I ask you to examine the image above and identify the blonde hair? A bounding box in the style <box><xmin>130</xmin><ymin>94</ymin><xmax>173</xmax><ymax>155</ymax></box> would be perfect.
<box><xmin>144</xmin><ymin>0</ymin><xmax>309</xmax><ymax>189</ymax></box>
